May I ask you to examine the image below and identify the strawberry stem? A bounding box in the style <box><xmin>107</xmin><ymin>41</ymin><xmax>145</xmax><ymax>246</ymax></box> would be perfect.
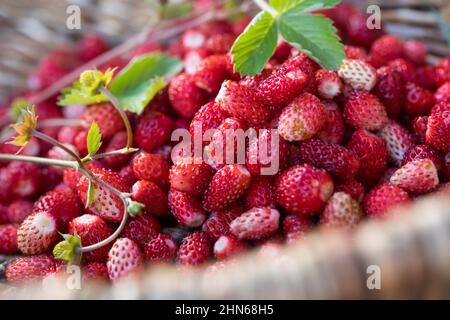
<box><xmin>0</xmin><ymin>154</ymin><xmax>77</xmax><ymax>168</ymax></box>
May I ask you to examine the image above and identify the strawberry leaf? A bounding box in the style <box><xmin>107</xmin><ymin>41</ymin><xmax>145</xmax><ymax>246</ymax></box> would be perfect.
<box><xmin>86</xmin><ymin>180</ymin><xmax>95</xmax><ymax>209</ymax></box>
<box><xmin>58</xmin><ymin>80</ymin><xmax>109</xmax><ymax>106</ymax></box>
<box><xmin>278</xmin><ymin>12</ymin><xmax>345</xmax><ymax>70</ymax></box>
<box><xmin>270</xmin><ymin>0</ymin><xmax>341</xmax><ymax>14</ymax></box>
<box><xmin>86</xmin><ymin>121</ymin><xmax>102</xmax><ymax>157</ymax></box>
<box><xmin>53</xmin><ymin>233</ymin><xmax>82</xmax><ymax>265</ymax></box>
<box><xmin>231</xmin><ymin>11</ymin><xmax>278</xmax><ymax>76</ymax></box>
<box><xmin>109</xmin><ymin>53</ymin><xmax>182</xmax><ymax>114</ymax></box>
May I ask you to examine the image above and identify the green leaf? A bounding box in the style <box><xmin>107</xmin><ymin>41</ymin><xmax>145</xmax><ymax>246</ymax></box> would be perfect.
<box><xmin>86</xmin><ymin>180</ymin><xmax>95</xmax><ymax>209</ymax></box>
<box><xmin>109</xmin><ymin>53</ymin><xmax>182</xmax><ymax>114</ymax></box>
<box><xmin>161</xmin><ymin>2</ymin><xmax>193</xmax><ymax>20</ymax></box>
<box><xmin>58</xmin><ymin>80</ymin><xmax>108</xmax><ymax>106</ymax></box>
<box><xmin>231</xmin><ymin>11</ymin><xmax>278</xmax><ymax>76</ymax></box>
<box><xmin>278</xmin><ymin>13</ymin><xmax>345</xmax><ymax>70</ymax></box>
<box><xmin>270</xmin><ymin>0</ymin><xmax>341</xmax><ymax>14</ymax></box>
<box><xmin>53</xmin><ymin>233</ymin><xmax>82</xmax><ymax>265</ymax></box>
<box><xmin>87</xmin><ymin>121</ymin><xmax>102</xmax><ymax>157</ymax></box>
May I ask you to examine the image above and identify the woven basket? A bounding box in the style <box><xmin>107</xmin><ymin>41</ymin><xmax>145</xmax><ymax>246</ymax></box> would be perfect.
<box><xmin>0</xmin><ymin>0</ymin><xmax>449</xmax><ymax>299</ymax></box>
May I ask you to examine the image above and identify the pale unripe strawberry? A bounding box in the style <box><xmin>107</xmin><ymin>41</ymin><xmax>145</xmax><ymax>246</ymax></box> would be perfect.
<box><xmin>230</xmin><ymin>207</ymin><xmax>280</xmax><ymax>240</ymax></box>
<box><xmin>320</xmin><ymin>192</ymin><xmax>363</xmax><ymax>230</ymax></box>
<box><xmin>338</xmin><ymin>59</ymin><xmax>377</xmax><ymax>91</ymax></box>
<box><xmin>390</xmin><ymin>159</ymin><xmax>439</xmax><ymax>194</ymax></box>
<box><xmin>213</xmin><ymin>235</ymin><xmax>248</xmax><ymax>260</ymax></box>
<box><xmin>17</xmin><ymin>211</ymin><xmax>58</xmax><ymax>254</ymax></box>
<box><xmin>315</xmin><ymin>69</ymin><xmax>343</xmax><ymax>99</ymax></box>
<box><xmin>107</xmin><ymin>238</ymin><xmax>143</xmax><ymax>282</ymax></box>
<box><xmin>377</xmin><ymin>120</ymin><xmax>415</xmax><ymax>167</ymax></box>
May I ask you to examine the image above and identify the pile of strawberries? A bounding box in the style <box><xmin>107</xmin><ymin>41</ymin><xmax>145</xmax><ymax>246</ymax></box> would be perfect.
<box><xmin>0</xmin><ymin>2</ymin><xmax>449</xmax><ymax>285</ymax></box>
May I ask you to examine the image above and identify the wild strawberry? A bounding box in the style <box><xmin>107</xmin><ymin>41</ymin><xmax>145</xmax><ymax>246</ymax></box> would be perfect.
<box><xmin>69</xmin><ymin>214</ymin><xmax>113</xmax><ymax>263</ymax></box>
<box><xmin>239</xmin><ymin>64</ymin><xmax>274</xmax><ymax>90</ymax></box>
<box><xmin>17</xmin><ymin>211</ymin><xmax>58</xmax><ymax>254</ymax></box>
<box><xmin>344</xmin><ymin>45</ymin><xmax>368</xmax><ymax>60</ymax></box>
<box><xmin>230</xmin><ymin>207</ymin><xmax>280</xmax><ymax>240</ymax></box>
<box><xmin>298</xmin><ymin>139</ymin><xmax>361</xmax><ymax>179</ymax></box>
<box><xmin>177</xmin><ymin>232</ymin><xmax>212</xmax><ymax>266</ymax></box>
<box><xmin>272</xmin><ymin>41</ymin><xmax>292</xmax><ymax>63</ymax></box>
<box><xmin>402</xmin><ymin>40</ymin><xmax>427</xmax><ymax>65</ymax></box>
<box><xmin>134</xmin><ymin>110</ymin><xmax>174</xmax><ymax>152</ymax></box>
<box><xmin>404</xmin><ymin>82</ymin><xmax>435</xmax><ymax>116</ymax></box>
<box><xmin>275</xmin><ymin>164</ymin><xmax>334</xmax><ymax>215</ymax></box>
<box><xmin>338</xmin><ymin>59</ymin><xmax>377</xmax><ymax>91</ymax></box>
<box><xmin>320</xmin><ymin>192</ymin><xmax>362</xmax><ymax>229</ymax></box>
<box><xmin>256</xmin><ymin>62</ymin><xmax>309</xmax><ymax>109</ymax></box>
<box><xmin>77</xmin><ymin>168</ymin><xmax>129</xmax><ymax>223</ymax></box>
<box><xmin>387</xmin><ymin>58</ymin><xmax>415</xmax><ymax>83</ymax></box>
<box><xmin>0</xmin><ymin>224</ymin><xmax>18</xmax><ymax>254</ymax></box>
<box><xmin>34</xmin><ymin>190</ymin><xmax>81</xmax><ymax>232</ymax></box>
<box><xmin>287</xmin><ymin>51</ymin><xmax>320</xmax><ymax>77</ymax></box>
<box><xmin>317</xmin><ymin>100</ymin><xmax>345</xmax><ymax>144</ymax></box>
<box><xmin>103</xmin><ymin>132</ymin><xmax>131</xmax><ymax>168</ymax></box>
<box><xmin>180</xmin><ymin>29</ymin><xmax>206</xmax><ymax>51</ymax></box>
<box><xmin>411</xmin><ymin>66</ymin><xmax>436</xmax><ymax>90</ymax></box>
<box><xmin>4</xmin><ymin>161</ymin><xmax>42</xmax><ymax>198</ymax></box>
<box><xmin>5</xmin><ymin>254</ymin><xmax>59</xmax><ymax>285</ymax></box>
<box><xmin>131</xmin><ymin>151</ymin><xmax>170</xmax><ymax>189</ymax></box>
<box><xmin>201</xmin><ymin>202</ymin><xmax>245</xmax><ymax>241</ymax></box>
<box><xmin>215</xmin><ymin>80</ymin><xmax>271</xmax><ymax>125</ymax></box>
<box><xmin>344</xmin><ymin>90</ymin><xmax>388</xmax><ymax>130</ymax></box>
<box><xmin>315</xmin><ymin>70</ymin><xmax>343</xmax><ymax>99</ymax></box>
<box><xmin>390</xmin><ymin>159</ymin><xmax>439</xmax><ymax>194</ymax></box>
<box><xmin>204</xmin><ymin>33</ymin><xmax>235</xmax><ymax>54</ymax></box>
<box><xmin>426</xmin><ymin>105</ymin><xmax>450</xmax><ymax>152</ymax></box>
<box><xmin>78</xmin><ymin>33</ymin><xmax>107</xmax><ymax>62</ymax></box>
<box><xmin>370</xmin><ymin>35</ymin><xmax>403</xmax><ymax>67</ymax></box>
<box><xmin>335</xmin><ymin>179</ymin><xmax>365</xmax><ymax>202</ymax></box>
<box><xmin>203</xmin><ymin>164</ymin><xmax>252</xmax><ymax>211</ymax></box>
<box><xmin>377</xmin><ymin>120</ymin><xmax>414</xmax><ymax>166</ymax></box>
<box><xmin>213</xmin><ymin>235</ymin><xmax>248</xmax><ymax>260</ymax></box>
<box><xmin>169</xmin><ymin>72</ymin><xmax>206</xmax><ymax>119</ymax></box>
<box><xmin>121</xmin><ymin>214</ymin><xmax>161</xmax><ymax>249</ymax></box>
<box><xmin>168</xmin><ymin>189</ymin><xmax>207</xmax><ymax>227</ymax></box>
<box><xmin>144</xmin><ymin>234</ymin><xmax>178</xmax><ymax>262</ymax></box>
<box><xmin>402</xmin><ymin>144</ymin><xmax>444</xmax><ymax>173</ymax></box>
<box><xmin>373</xmin><ymin>66</ymin><xmax>404</xmax><ymax>119</ymax></box>
<box><xmin>435</xmin><ymin>82</ymin><xmax>450</xmax><ymax>104</ymax></box>
<box><xmin>83</xmin><ymin>262</ymin><xmax>109</xmax><ymax>282</ymax></box>
<box><xmin>117</xmin><ymin>165</ymin><xmax>137</xmax><ymax>189</ymax></box>
<box><xmin>346</xmin><ymin>12</ymin><xmax>383</xmax><ymax>48</ymax></box>
<box><xmin>73</xmin><ymin>130</ymin><xmax>89</xmax><ymax>156</ymax></box>
<box><xmin>193</xmin><ymin>54</ymin><xmax>229</xmax><ymax>93</ymax></box>
<box><xmin>434</xmin><ymin>57</ymin><xmax>450</xmax><ymax>86</ymax></box>
<box><xmin>282</xmin><ymin>215</ymin><xmax>311</xmax><ymax>244</ymax></box>
<box><xmin>107</xmin><ymin>238</ymin><xmax>143</xmax><ymax>281</ymax></box>
<box><xmin>183</xmin><ymin>48</ymin><xmax>210</xmax><ymax>74</ymax></box>
<box><xmin>189</xmin><ymin>101</ymin><xmax>227</xmax><ymax>138</ymax></box>
<box><xmin>81</xmin><ymin>103</ymin><xmax>124</xmax><ymax>139</ymax></box>
<box><xmin>278</xmin><ymin>93</ymin><xmax>327</xmax><ymax>141</ymax></box>
<box><xmin>363</xmin><ymin>183</ymin><xmax>410</xmax><ymax>219</ymax></box>
<box><xmin>347</xmin><ymin>129</ymin><xmax>388</xmax><ymax>186</ymax></box>
<box><xmin>412</xmin><ymin>116</ymin><xmax>428</xmax><ymax>143</ymax></box>
<box><xmin>244</xmin><ymin>177</ymin><xmax>275</xmax><ymax>209</ymax></box>
<box><xmin>131</xmin><ymin>180</ymin><xmax>168</xmax><ymax>216</ymax></box>
<box><xmin>7</xmin><ymin>200</ymin><xmax>33</xmax><ymax>224</ymax></box>
<box><xmin>169</xmin><ymin>157</ymin><xmax>214</xmax><ymax>196</ymax></box>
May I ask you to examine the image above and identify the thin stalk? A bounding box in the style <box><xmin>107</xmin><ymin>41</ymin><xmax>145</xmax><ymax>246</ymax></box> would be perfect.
<box><xmin>0</xmin><ymin>154</ymin><xmax>77</xmax><ymax>168</ymax></box>
<box><xmin>38</xmin><ymin>118</ymin><xmax>82</xmax><ymax>128</ymax></box>
<box><xmin>88</xmin><ymin>147</ymin><xmax>138</xmax><ymax>162</ymax></box>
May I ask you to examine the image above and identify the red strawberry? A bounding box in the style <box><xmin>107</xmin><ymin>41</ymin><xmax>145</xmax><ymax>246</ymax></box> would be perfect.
<box><xmin>201</xmin><ymin>202</ymin><xmax>245</xmax><ymax>241</ymax></box>
<box><xmin>275</xmin><ymin>164</ymin><xmax>334</xmax><ymax>215</ymax></box>
<box><xmin>344</xmin><ymin>90</ymin><xmax>388</xmax><ymax>131</ymax></box>
<box><xmin>256</xmin><ymin>62</ymin><xmax>308</xmax><ymax>109</ymax></box>
<box><xmin>282</xmin><ymin>215</ymin><xmax>311</xmax><ymax>244</ymax></box>
<box><xmin>338</xmin><ymin>59</ymin><xmax>377</xmax><ymax>91</ymax></box>
<box><xmin>134</xmin><ymin>110</ymin><xmax>174</xmax><ymax>152</ymax></box>
<box><xmin>213</xmin><ymin>235</ymin><xmax>248</xmax><ymax>260</ymax></box>
<box><xmin>346</xmin><ymin>12</ymin><xmax>383</xmax><ymax>48</ymax></box>
<box><xmin>411</xmin><ymin>66</ymin><xmax>436</xmax><ymax>90</ymax></box>
<box><xmin>107</xmin><ymin>238</ymin><xmax>143</xmax><ymax>281</ymax></box>
<box><xmin>177</xmin><ymin>232</ymin><xmax>212</xmax><ymax>266</ymax></box>
<box><xmin>131</xmin><ymin>180</ymin><xmax>168</xmax><ymax>216</ymax></box>
<box><xmin>203</xmin><ymin>164</ymin><xmax>252</xmax><ymax>211</ymax></box>
<box><xmin>73</xmin><ymin>130</ymin><xmax>89</xmax><ymax>156</ymax></box>
<box><xmin>370</xmin><ymin>35</ymin><xmax>403</xmax><ymax>67</ymax></box>
<box><xmin>244</xmin><ymin>176</ymin><xmax>275</xmax><ymax>209</ymax></box>
<box><xmin>402</xmin><ymin>144</ymin><xmax>443</xmax><ymax>173</ymax></box>
<box><xmin>373</xmin><ymin>66</ymin><xmax>404</xmax><ymax>119</ymax></box>
<box><xmin>363</xmin><ymin>183</ymin><xmax>410</xmax><ymax>219</ymax></box>
<box><xmin>403</xmin><ymin>40</ymin><xmax>427</xmax><ymax>65</ymax></box>
<box><xmin>287</xmin><ymin>51</ymin><xmax>320</xmax><ymax>77</ymax></box>
<box><xmin>320</xmin><ymin>192</ymin><xmax>362</xmax><ymax>230</ymax></box>
<box><xmin>4</xmin><ymin>161</ymin><xmax>42</xmax><ymax>198</ymax></box>
<box><xmin>63</xmin><ymin>161</ymin><xmax>103</xmax><ymax>191</ymax></box>
<box><xmin>412</xmin><ymin>116</ymin><xmax>429</xmax><ymax>143</ymax></box>
<box><xmin>298</xmin><ymin>139</ymin><xmax>361</xmax><ymax>180</ymax></box>
<box><xmin>230</xmin><ymin>207</ymin><xmax>280</xmax><ymax>240</ymax></box>
<box><xmin>180</xmin><ymin>29</ymin><xmax>206</xmax><ymax>51</ymax></box>
<box><xmin>81</xmin><ymin>103</ymin><xmax>124</xmax><ymax>140</ymax></box>
<box><xmin>168</xmin><ymin>189</ymin><xmax>207</xmax><ymax>227</ymax></box>
<box><xmin>144</xmin><ymin>234</ymin><xmax>178</xmax><ymax>262</ymax></box>
<box><xmin>193</xmin><ymin>54</ymin><xmax>229</xmax><ymax>93</ymax></box>
<box><xmin>103</xmin><ymin>132</ymin><xmax>132</xmax><ymax>168</ymax></box>
<box><xmin>344</xmin><ymin>45</ymin><xmax>368</xmax><ymax>60</ymax></box>
<box><xmin>169</xmin><ymin>72</ymin><xmax>206</xmax><ymax>119</ymax></box>
<box><xmin>390</xmin><ymin>159</ymin><xmax>439</xmax><ymax>194</ymax></box>
<box><xmin>17</xmin><ymin>211</ymin><xmax>58</xmax><ymax>254</ymax></box>
<box><xmin>426</xmin><ymin>105</ymin><xmax>449</xmax><ymax>152</ymax></box>
<box><xmin>183</xmin><ymin>48</ymin><xmax>210</xmax><ymax>74</ymax></box>
<box><xmin>169</xmin><ymin>157</ymin><xmax>214</xmax><ymax>196</ymax></box>
<box><xmin>78</xmin><ymin>33</ymin><xmax>108</xmax><ymax>62</ymax></box>
<box><xmin>0</xmin><ymin>224</ymin><xmax>18</xmax><ymax>254</ymax></box>
<box><xmin>315</xmin><ymin>69</ymin><xmax>343</xmax><ymax>99</ymax></box>
<box><xmin>404</xmin><ymin>82</ymin><xmax>435</xmax><ymax>116</ymax></box>
<box><xmin>34</xmin><ymin>190</ymin><xmax>81</xmax><ymax>232</ymax></box>
<box><xmin>7</xmin><ymin>200</ymin><xmax>33</xmax><ymax>224</ymax></box>
<box><xmin>189</xmin><ymin>101</ymin><xmax>227</xmax><ymax>138</ymax></box>
<box><xmin>83</xmin><ymin>262</ymin><xmax>109</xmax><ymax>282</ymax></box>
<box><xmin>317</xmin><ymin>100</ymin><xmax>345</xmax><ymax>144</ymax></box>
<box><xmin>347</xmin><ymin>129</ymin><xmax>388</xmax><ymax>186</ymax></box>
<box><xmin>435</xmin><ymin>57</ymin><xmax>450</xmax><ymax>86</ymax></box>
<box><xmin>215</xmin><ymin>80</ymin><xmax>271</xmax><ymax>125</ymax></box>
<box><xmin>388</xmin><ymin>58</ymin><xmax>416</xmax><ymax>83</ymax></box>
<box><xmin>204</xmin><ymin>33</ymin><xmax>235</xmax><ymax>54</ymax></box>
<box><xmin>131</xmin><ymin>151</ymin><xmax>170</xmax><ymax>189</ymax></box>
<box><xmin>272</xmin><ymin>41</ymin><xmax>292</xmax><ymax>63</ymax></box>
<box><xmin>121</xmin><ymin>214</ymin><xmax>161</xmax><ymax>249</ymax></box>
<box><xmin>77</xmin><ymin>168</ymin><xmax>129</xmax><ymax>223</ymax></box>
<box><xmin>278</xmin><ymin>93</ymin><xmax>327</xmax><ymax>141</ymax></box>
<box><xmin>69</xmin><ymin>214</ymin><xmax>113</xmax><ymax>263</ymax></box>
<box><xmin>118</xmin><ymin>165</ymin><xmax>137</xmax><ymax>189</ymax></box>
<box><xmin>5</xmin><ymin>254</ymin><xmax>59</xmax><ymax>285</ymax></box>
<box><xmin>239</xmin><ymin>63</ymin><xmax>274</xmax><ymax>90</ymax></box>
<box><xmin>377</xmin><ymin>120</ymin><xmax>414</xmax><ymax>166</ymax></box>
<box><xmin>435</xmin><ymin>82</ymin><xmax>450</xmax><ymax>104</ymax></box>
<box><xmin>336</xmin><ymin>179</ymin><xmax>365</xmax><ymax>202</ymax></box>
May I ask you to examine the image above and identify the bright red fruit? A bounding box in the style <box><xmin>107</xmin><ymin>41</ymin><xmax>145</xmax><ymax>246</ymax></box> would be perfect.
<box><xmin>373</xmin><ymin>66</ymin><xmax>404</xmax><ymax>119</ymax></box>
<box><xmin>0</xmin><ymin>224</ymin><xmax>18</xmax><ymax>254</ymax></box>
<box><xmin>144</xmin><ymin>234</ymin><xmax>178</xmax><ymax>262</ymax></box>
<box><xmin>4</xmin><ymin>162</ymin><xmax>42</xmax><ymax>198</ymax></box>
<box><xmin>315</xmin><ymin>69</ymin><xmax>343</xmax><ymax>99</ymax></box>
<box><xmin>6</xmin><ymin>254</ymin><xmax>59</xmax><ymax>285</ymax></box>
<box><xmin>316</xmin><ymin>100</ymin><xmax>345</xmax><ymax>144</ymax></box>
<box><xmin>344</xmin><ymin>90</ymin><xmax>388</xmax><ymax>131</ymax></box>
<box><xmin>426</xmin><ymin>105</ymin><xmax>449</xmax><ymax>152</ymax></box>
<box><xmin>81</xmin><ymin>103</ymin><xmax>124</xmax><ymax>140</ymax></box>
<box><xmin>244</xmin><ymin>177</ymin><xmax>275</xmax><ymax>209</ymax></box>
<box><xmin>404</xmin><ymin>82</ymin><xmax>435</xmax><ymax>116</ymax></box>
<box><xmin>169</xmin><ymin>157</ymin><xmax>214</xmax><ymax>196</ymax></box>
<box><xmin>435</xmin><ymin>57</ymin><xmax>450</xmax><ymax>86</ymax></box>
<box><xmin>78</xmin><ymin>33</ymin><xmax>108</xmax><ymax>62</ymax></box>
<box><xmin>17</xmin><ymin>211</ymin><xmax>58</xmax><ymax>254</ymax></box>
<box><xmin>177</xmin><ymin>232</ymin><xmax>212</xmax><ymax>266</ymax></box>
<box><xmin>168</xmin><ymin>189</ymin><xmax>207</xmax><ymax>228</ymax></box>
<box><xmin>189</xmin><ymin>101</ymin><xmax>227</xmax><ymax>138</ymax></box>
<box><xmin>7</xmin><ymin>200</ymin><xmax>33</xmax><ymax>223</ymax></box>
<box><xmin>282</xmin><ymin>215</ymin><xmax>312</xmax><ymax>244</ymax></box>
<box><xmin>131</xmin><ymin>180</ymin><xmax>168</xmax><ymax>217</ymax></box>
<box><xmin>83</xmin><ymin>262</ymin><xmax>109</xmax><ymax>282</ymax></box>
<box><xmin>193</xmin><ymin>54</ymin><xmax>229</xmax><ymax>94</ymax></box>
<box><xmin>131</xmin><ymin>151</ymin><xmax>170</xmax><ymax>189</ymax></box>
<box><xmin>230</xmin><ymin>207</ymin><xmax>280</xmax><ymax>240</ymax></box>
<box><xmin>370</xmin><ymin>35</ymin><xmax>403</xmax><ymax>67</ymax></box>
<box><xmin>169</xmin><ymin>72</ymin><xmax>206</xmax><ymax>119</ymax></box>
<box><xmin>390</xmin><ymin>159</ymin><xmax>439</xmax><ymax>194</ymax></box>
<box><xmin>134</xmin><ymin>110</ymin><xmax>174</xmax><ymax>152</ymax></box>
<box><xmin>121</xmin><ymin>214</ymin><xmax>161</xmax><ymax>249</ymax></box>
<box><xmin>363</xmin><ymin>183</ymin><xmax>410</xmax><ymax>219</ymax></box>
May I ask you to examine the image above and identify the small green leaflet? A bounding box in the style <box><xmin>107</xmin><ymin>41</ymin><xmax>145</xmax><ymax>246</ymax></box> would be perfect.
<box><xmin>270</xmin><ymin>0</ymin><xmax>341</xmax><ymax>14</ymax></box>
<box><xmin>58</xmin><ymin>80</ymin><xmax>108</xmax><ymax>106</ymax></box>
<box><xmin>86</xmin><ymin>180</ymin><xmax>95</xmax><ymax>209</ymax></box>
<box><xmin>231</xmin><ymin>11</ymin><xmax>278</xmax><ymax>76</ymax></box>
<box><xmin>53</xmin><ymin>232</ymin><xmax>82</xmax><ymax>265</ymax></box>
<box><xmin>278</xmin><ymin>12</ymin><xmax>345</xmax><ymax>70</ymax></box>
<box><xmin>86</xmin><ymin>121</ymin><xmax>102</xmax><ymax>157</ymax></box>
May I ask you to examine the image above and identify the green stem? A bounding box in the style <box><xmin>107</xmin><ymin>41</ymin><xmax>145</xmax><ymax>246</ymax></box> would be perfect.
<box><xmin>87</xmin><ymin>147</ymin><xmax>139</xmax><ymax>162</ymax></box>
<box><xmin>38</xmin><ymin>118</ymin><xmax>82</xmax><ymax>128</ymax></box>
<box><xmin>0</xmin><ymin>154</ymin><xmax>77</xmax><ymax>168</ymax></box>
